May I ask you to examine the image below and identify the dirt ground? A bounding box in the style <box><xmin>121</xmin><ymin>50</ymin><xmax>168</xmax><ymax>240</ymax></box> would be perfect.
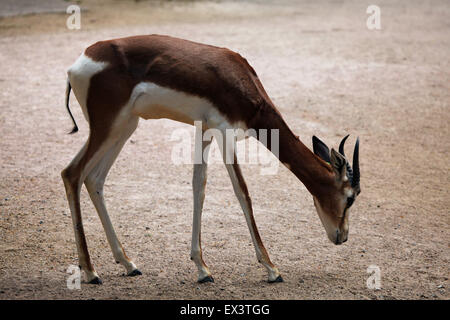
<box><xmin>0</xmin><ymin>0</ymin><xmax>448</xmax><ymax>300</ymax></box>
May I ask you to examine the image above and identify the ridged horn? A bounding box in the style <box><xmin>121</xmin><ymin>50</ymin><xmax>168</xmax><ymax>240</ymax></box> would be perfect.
<box><xmin>339</xmin><ymin>135</ymin><xmax>353</xmax><ymax>182</ymax></box>
<box><xmin>352</xmin><ymin>137</ymin><xmax>360</xmax><ymax>190</ymax></box>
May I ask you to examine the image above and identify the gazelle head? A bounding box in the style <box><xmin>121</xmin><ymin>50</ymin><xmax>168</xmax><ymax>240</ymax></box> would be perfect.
<box><xmin>311</xmin><ymin>135</ymin><xmax>361</xmax><ymax>245</ymax></box>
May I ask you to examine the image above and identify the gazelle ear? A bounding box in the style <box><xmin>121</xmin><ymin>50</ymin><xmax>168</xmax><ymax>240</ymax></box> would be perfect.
<box><xmin>330</xmin><ymin>148</ymin><xmax>347</xmax><ymax>179</ymax></box>
<box><xmin>312</xmin><ymin>136</ymin><xmax>331</xmax><ymax>163</ymax></box>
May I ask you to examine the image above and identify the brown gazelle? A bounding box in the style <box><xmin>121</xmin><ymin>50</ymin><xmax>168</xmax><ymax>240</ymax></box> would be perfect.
<box><xmin>62</xmin><ymin>34</ymin><xmax>361</xmax><ymax>284</ymax></box>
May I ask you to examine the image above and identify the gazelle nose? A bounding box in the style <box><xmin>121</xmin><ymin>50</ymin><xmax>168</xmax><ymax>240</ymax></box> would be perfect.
<box><xmin>334</xmin><ymin>230</ymin><xmax>348</xmax><ymax>245</ymax></box>
<box><xmin>335</xmin><ymin>230</ymin><xmax>342</xmax><ymax>245</ymax></box>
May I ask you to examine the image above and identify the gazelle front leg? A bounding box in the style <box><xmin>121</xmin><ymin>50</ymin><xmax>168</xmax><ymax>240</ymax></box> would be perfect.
<box><xmin>190</xmin><ymin>128</ymin><xmax>214</xmax><ymax>283</ymax></box>
<box><xmin>220</xmin><ymin>135</ymin><xmax>283</xmax><ymax>283</ymax></box>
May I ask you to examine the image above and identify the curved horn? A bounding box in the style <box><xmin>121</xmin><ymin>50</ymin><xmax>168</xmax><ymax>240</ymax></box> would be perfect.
<box><xmin>351</xmin><ymin>137</ymin><xmax>360</xmax><ymax>190</ymax></box>
<box><xmin>339</xmin><ymin>134</ymin><xmax>350</xmax><ymax>156</ymax></box>
<box><xmin>339</xmin><ymin>135</ymin><xmax>353</xmax><ymax>182</ymax></box>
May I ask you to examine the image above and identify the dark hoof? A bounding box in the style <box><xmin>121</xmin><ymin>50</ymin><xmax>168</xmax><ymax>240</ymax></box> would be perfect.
<box><xmin>127</xmin><ymin>269</ymin><xmax>142</xmax><ymax>277</ymax></box>
<box><xmin>198</xmin><ymin>275</ymin><xmax>214</xmax><ymax>283</ymax></box>
<box><xmin>88</xmin><ymin>277</ymin><xmax>103</xmax><ymax>285</ymax></box>
<box><xmin>268</xmin><ymin>275</ymin><xmax>284</xmax><ymax>283</ymax></box>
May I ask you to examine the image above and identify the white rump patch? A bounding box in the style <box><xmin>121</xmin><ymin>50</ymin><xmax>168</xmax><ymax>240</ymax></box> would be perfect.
<box><xmin>67</xmin><ymin>52</ymin><xmax>108</xmax><ymax>122</ymax></box>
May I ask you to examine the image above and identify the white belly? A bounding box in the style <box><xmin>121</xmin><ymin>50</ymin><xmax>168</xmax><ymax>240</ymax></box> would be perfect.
<box><xmin>131</xmin><ymin>82</ymin><xmax>246</xmax><ymax>133</ymax></box>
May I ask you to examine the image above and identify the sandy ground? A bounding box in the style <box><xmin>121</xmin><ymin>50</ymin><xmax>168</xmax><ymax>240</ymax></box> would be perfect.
<box><xmin>0</xmin><ymin>0</ymin><xmax>449</xmax><ymax>300</ymax></box>
<box><xmin>0</xmin><ymin>0</ymin><xmax>68</xmax><ymax>17</ymax></box>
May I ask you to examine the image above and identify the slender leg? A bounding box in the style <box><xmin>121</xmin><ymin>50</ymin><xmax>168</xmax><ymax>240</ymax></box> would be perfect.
<box><xmin>84</xmin><ymin>117</ymin><xmax>141</xmax><ymax>276</ymax></box>
<box><xmin>190</xmin><ymin>128</ymin><xmax>214</xmax><ymax>283</ymax></box>
<box><xmin>220</xmin><ymin>135</ymin><xmax>283</xmax><ymax>283</ymax></box>
<box><xmin>62</xmin><ymin>130</ymin><xmax>119</xmax><ymax>284</ymax></box>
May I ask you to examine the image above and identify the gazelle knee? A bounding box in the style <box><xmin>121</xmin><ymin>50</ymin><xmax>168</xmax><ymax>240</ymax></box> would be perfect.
<box><xmin>61</xmin><ymin>167</ymin><xmax>73</xmax><ymax>184</ymax></box>
<box><xmin>61</xmin><ymin>166</ymin><xmax>81</xmax><ymax>192</ymax></box>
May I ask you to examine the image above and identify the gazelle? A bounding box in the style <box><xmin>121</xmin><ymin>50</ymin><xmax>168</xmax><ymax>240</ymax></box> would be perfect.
<box><xmin>62</xmin><ymin>34</ymin><xmax>361</xmax><ymax>284</ymax></box>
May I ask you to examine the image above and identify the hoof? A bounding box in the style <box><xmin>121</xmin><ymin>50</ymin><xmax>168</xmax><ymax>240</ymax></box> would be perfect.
<box><xmin>88</xmin><ymin>277</ymin><xmax>103</xmax><ymax>285</ymax></box>
<box><xmin>127</xmin><ymin>269</ymin><xmax>142</xmax><ymax>277</ymax></box>
<box><xmin>268</xmin><ymin>275</ymin><xmax>284</xmax><ymax>283</ymax></box>
<box><xmin>198</xmin><ymin>275</ymin><xmax>214</xmax><ymax>283</ymax></box>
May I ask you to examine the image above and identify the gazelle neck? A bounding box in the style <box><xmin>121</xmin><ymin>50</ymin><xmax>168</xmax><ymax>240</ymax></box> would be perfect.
<box><xmin>249</xmin><ymin>106</ymin><xmax>334</xmax><ymax>197</ymax></box>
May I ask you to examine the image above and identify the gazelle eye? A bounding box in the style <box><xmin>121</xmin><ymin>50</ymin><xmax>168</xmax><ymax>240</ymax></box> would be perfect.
<box><xmin>346</xmin><ymin>196</ymin><xmax>355</xmax><ymax>208</ymax></box>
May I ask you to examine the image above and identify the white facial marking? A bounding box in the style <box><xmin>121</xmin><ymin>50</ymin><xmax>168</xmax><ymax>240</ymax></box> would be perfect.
<box><xmin>345</xmin><ymin>188</ymin><xmax>353</xmax><ymax>198</ymax></box>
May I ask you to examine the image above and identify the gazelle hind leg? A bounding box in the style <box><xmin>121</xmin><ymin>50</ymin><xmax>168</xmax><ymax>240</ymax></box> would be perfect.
<box><xmin>62</xmin><ymin>131</ymin><xmax>120</xmax><ymax>284</ymax></box>
<box><xmin>84</xmin><ymin>117</ymin><xmax>141</xmax><ymax>277</ymax></box>
<box><xmin>191</xmin><ymin>128</ymin><xmax>213</xmax><ymax>283</ymax></box>
<box><xmin>220</xmin><ymin>136</ymin><xmax>283</xmax><ymax>283</ymax></box>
